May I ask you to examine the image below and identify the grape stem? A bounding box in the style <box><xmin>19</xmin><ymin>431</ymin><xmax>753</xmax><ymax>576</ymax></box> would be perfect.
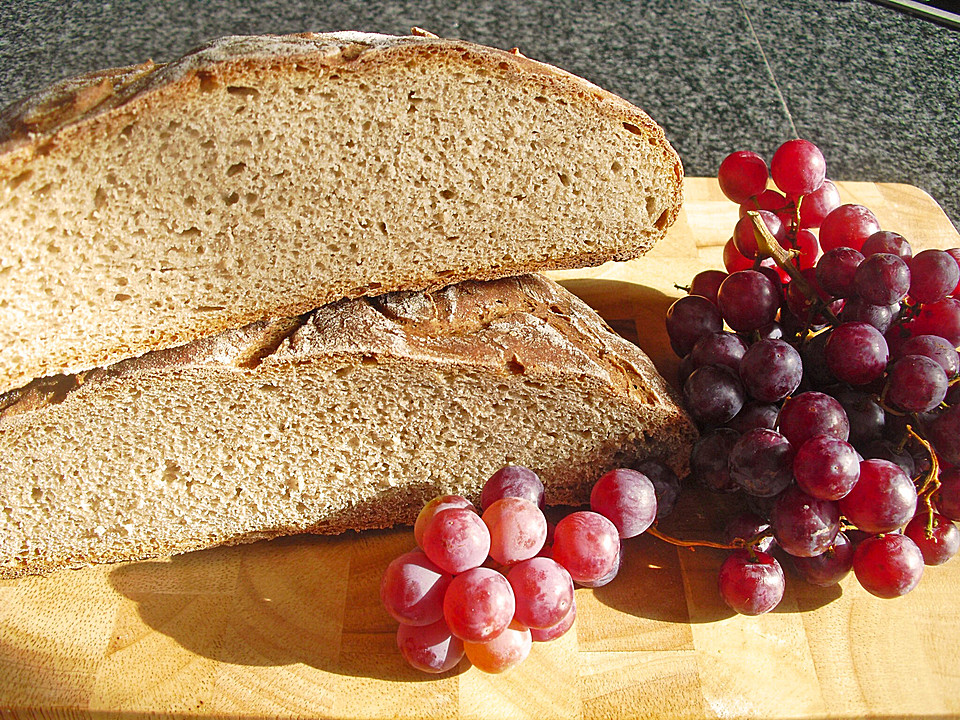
<box><xmin>646</xmin><ymin>524</ymin><xmax>771</xmax><ymax>552</ymax></box>
<box><xmin>747</xmin><ymin>210</ymin><xmax>840</xmax><ymax>326</ymax></box>
<box><xmin>907</xmin><ymin>425</ymin><xmax>941</xmax><ymax>537</ymax></box>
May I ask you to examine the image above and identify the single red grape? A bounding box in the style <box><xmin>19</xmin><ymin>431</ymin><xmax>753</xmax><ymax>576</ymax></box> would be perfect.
<box><xmin>666</xmin><ymin>294</ymin><xmax>723</xmax><ymax>356</ymax></box>
<box><xmin>381</xmin><ymin>550</ymin><xmax>453</xmax><ymax>626</ymax></box>
<box><xmin>824</xmin><ymin>321</ymin><xmax>889</xmax><ymax>386</ymax></box>
<box><xmin>689</xmin><ymin>269</ymin><xmax>728</xmax><ymax>305</ymax></box>
<box><xmin>796</xmin><ymin>178</ymin><xmax>841</xmax><ymax>228</ymax></box>
<box><xmin>551</xmin><ymin>511</ymin><xmax>621</xmax><ymax>585</ymax></box>
<box><xmin>904</xmin><ymin>512</ymin><xmax>960</xmax><ymax>566</ymax></box>
<box><xmin>816</xmin><ymin>246</ymin><xmax>864</xmax><ymax>298</ymax></box>
<box><xmin>506</xmin><ymin>557</ymin><xmax>575</xmax><ymax>629</ymax></box>
<box><xmin>397</xmin><ymin>618</ymin><xmax>464</xmax><ymax>674</ymax></box>
<box><xmin>793</xmin><ymin>434</ymin><xmax>860</xmax><ymax>500</ymax></box>
<box><xmin>482</xmin><ymin>497</ymin><xmax>547</xmax><ymax>565</ymax></box>
<box><xmin>884</xmin><ymin>354</ymin><xmax>948</xmax><ymax>413</ymax></box>
<box><xmin>853</xmin><ymin>533</ymin><xmax>924</xmax><ymax>599</ymax></box>
<box><xmin>819</xmin><ymin>204</ymin><xmax>881</xmax><ymax>252</ymax></box>
<box><xmin>717</xmin><ymin>269</ymin><xmax>781</xmax><ymax>332</ymax></box>
<box><xmin>854</xmin><ymin>253</ymin><xmax>911</xmax><ymax>306</ymax></box>
<box><xmin>463</xmin><ymin>620</ymin><xmax>531</xmax><ymax>673</ymax></box>
<box><xmin>778</xmin><ymin>391</ymin><xmax>850</xmax><ymax>447</ymax></box>
<box><xmin>792</xmin><ymin>532</ymin><xmax>855</xmax><ymax>586</ymax></box>
<box><xmin>771</xmin><ymin>138</ymin><xmax>826</xmax><ymax>196</ymax></box>
<box><xmin>770</xmin><ymin>486</ymin><xmax>841</xmax><ymax>557</ymax></box>
<box><xmin>718</xmin><ymin>549</ymin><xmax>785</xmax><ymax>615</ymax></box>
<box><xmin>480</xmin><ymin>465</ymin><xmax>545</xmax><ymax>511</ymax></box>
<box><xmin>839</xmin><ymin>458</ymin><xmax>918</xmax><ymax>534</ymax></box>
<box><xmin>590</xmin><ymin>468</ymin><xmax>658</xmax><ymax>538</ymax></box>
<box><xmin>443</xmin><ymin>567</ymin><xmax>515</xmax><ymax>642</ymax></box>
<box><xmin>422</xmin><ymin>507</ymin><xmax>491</xmax><ymax>574</ymax></box>
<box><xmin>862</xmin><ymin>230</ymin><xmax>912</xmax><ymax>260</ymax></box>
<box><xmin>718</xmin><ymin>150</ymin><xmax>769</xmax><ymax>204</ymax></box>
<box><xmin>908</xmin><ymin>249</ymin><xmax>960</xmax><ymax>304</ymax></box>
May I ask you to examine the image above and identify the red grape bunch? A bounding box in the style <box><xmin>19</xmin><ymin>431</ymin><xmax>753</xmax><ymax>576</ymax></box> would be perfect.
<box><xmin>668</xmin><ymin>138</ymin><xmax>960</xmax><ymax>614</ymax></box>
<box><xmin>382</xmin><ymin>463</ymin><xmax>674</xmax><ymax>673</ymax></box>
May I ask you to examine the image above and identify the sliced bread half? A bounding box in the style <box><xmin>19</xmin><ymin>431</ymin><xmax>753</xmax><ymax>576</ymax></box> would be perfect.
<box><xmin>0</xmin><ymin>274</ymin><xmax>695</xmax><ymax>578</ymax></box>
<box><xmin>0</xmin><ymin>31</ymin><xmax>683</xmax><ymax>394</ymax></box>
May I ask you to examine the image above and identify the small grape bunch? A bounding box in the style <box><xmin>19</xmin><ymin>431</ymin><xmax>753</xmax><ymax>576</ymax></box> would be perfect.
<box><xmin>667</xmin><ymin>138</ymin><xmax>960</xmax><ymax>614</ymax></box>
<box><xmin>382</xmin><ymin>463</ymin><xmax>666</xmax><ymax>673</ymax></box>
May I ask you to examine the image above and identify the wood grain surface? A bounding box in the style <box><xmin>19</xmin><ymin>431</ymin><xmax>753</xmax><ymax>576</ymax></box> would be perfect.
<box><xmin>1</xmin><ymin>178</ymin><xmax>958</xmax><ymax>719</ymax></box>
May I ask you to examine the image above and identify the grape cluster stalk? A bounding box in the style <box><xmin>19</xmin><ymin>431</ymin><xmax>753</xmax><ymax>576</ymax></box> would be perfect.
<box><xmin>667</xmin><ymin>139</ymin><xmax>960</xmax><ymax>612</ymax></box>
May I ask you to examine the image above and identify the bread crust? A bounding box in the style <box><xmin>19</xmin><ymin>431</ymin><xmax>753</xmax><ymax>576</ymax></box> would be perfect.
<box><xmin>0</xmin><ymin>275</ymin><xmax>696</xmax><ymax>578</ymax></box>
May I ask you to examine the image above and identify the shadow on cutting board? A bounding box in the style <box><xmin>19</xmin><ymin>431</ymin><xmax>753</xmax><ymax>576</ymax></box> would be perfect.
<box><xmin>107</xmin><ymin>528</ymin><xmax>464</xmax><ymax>682</ymax></box>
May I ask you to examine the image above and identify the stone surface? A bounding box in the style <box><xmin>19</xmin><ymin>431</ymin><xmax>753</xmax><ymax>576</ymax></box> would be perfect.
<box><xmin>1</xmin><ymin>0</ymin><xmax>957</xmax><ymax>227</ymax></box>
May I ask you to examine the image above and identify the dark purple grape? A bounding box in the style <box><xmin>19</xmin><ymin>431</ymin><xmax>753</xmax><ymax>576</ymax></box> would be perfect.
<box><xmin>728</xmin><ymin>428</ymin><xmax>796</xmax><ymax>497</ymax></box>
<box><xmin>898</xmin><ymin>334</ymin><xmax>959</xmax><ymax>378</ymax></box>
<box><xmin>771</xmin><ymin>486</ymin><xmax>841</xmax><ymax>557</ymax></box>
<box><xmin>833</xmin><ymin>386</ymin><xmax>885</xmax><ymax>450</ymax></box>
<box><xmin>690</xmin><ymin>331</ymin><xmax>749</xmax><ymax>373</ymax></box>
<box><xmin>936</xmin><ymin>467</ymin><xmax>960</xmax><ymax>521</ymax></box>
<box><xmin>792</xmin><ymin>532</ymin><xmax>855</xmax><ymax>586</ymax></box>
<box><xmin>824</xmin><ymin>322</ymin><xmax>889</xmax><ymax>386</ymax></box>
<box><xmin>799</xmin><ymin>330</ymin><xmax>836</xmax><ymax>389</ymax></box>
<box><xmin>752</xmin><ymin>321</ymin><xmax>784</xmax><ymax>342</ymax></box>
<box><xmin>717</xmin><ymin>270</ymin><xmax>781</xmax><ymax>333</ymax></box>
<box><xmin>912</xmin><ymin>298</ymin><xmax>960</xmax><ymax>347</ymax></box>
<box><xmin>816</xmin><ymin>247</ymin><xmax>864</xmax><ymax>298</ymax></box>
<box><xmin>723</xmin><ymin>512</ymin><xmax>775</xmax><ymax>553</ymax></box>
<box><xmin>678</xmin><ymin>353</ymin><xmax>695</xmax><ymax>387</ymax></box>
<box><xmin>689</xmin><ymin>269</ymin><xmax>728</xmax><ymax>305</ymax></box>
<box><xmin>785</xmin><ymin>267</ymin><xmax>843</xmax><ymax>328</ymax></box>
<box><xmin>909</xmin><ymin>249</ymin><xmax>960</xmax><ymax>304</ymax></box>
<box><xmin>690</xmin><ymin>428</ymin><xmax>741</xmax><ymax>493</ymax></box>
<box><xmin>666</xmin><ymin>295</ymin><xmax>723</xmax><ymax>357</ymax></box>
<box><xmin>863</xmin><ymin>439</ymin><xmax>916</xmax><ymax>478</ymax></box>
<box><xmin>481</xmin><ymin>466</ymin><xmax>545</xmax><ymax>511</ymax></box>
<box><xmin>854</xmin><ymin>253</ymin><xmax>911</xmax><ymax>306</ymax></box>
<box><xmin>838</xmin><ymin>297</ymin><xmax>899</xmax><ymax>335</ymax></box>
<box><xmin>634</xmin><ymin>458</ymin><xmax>681</xmax><ymax>519</ymax></box>
<box><xmin>778</xmin><ymin>391</ymin><xmax>850</xmax><ymax>446</ymax></box>
<box><xmin>885</xmin><ymin>355</ymin><xmax>949</xmax><ymax>413</ymax></box>
<box><xmin>839</xmin><ymin>459</ymin><xmax>918</xmax><ymax>534</ymax></box>
<box><xmin>682</xmin><ymin>365</ymin><xmax>745</xmax><ymax>427</ymax></box>
<box><xmin>739</xmin><ymin>338</ymin><xmax>803</xmax><ymax>403</ymax></box>
<box><xmin>861</xmin><ymin>230</ymin><xmax>912</xmax><ymax>260</ymax></box>
<box><xmin>904</xmin><ymin>512</ymin><xmax>960</xmax><ymax>566</ymax></box>
<box><xmin>726</xmin><ymin>401</ymin><xmax>781</xmax><ymax>433</ymax></box>
<box><xmin>853</xmin><ymin>533</ymin><xmax>924</xmax><ymax>598</ymax></box>
<box><xmin>718</xmin><ymin>549</ymin><xmax>785</xmax><ymax>615</ymax></box>
<box><xmin>793</xmin><ymin>434</ymin><xmax>860</xmax><ymax>500</ymax></box>
<box><xmin>927</xmin><ymin>405</ymin><xmax>960</xmax><ymax>466</ymax></box>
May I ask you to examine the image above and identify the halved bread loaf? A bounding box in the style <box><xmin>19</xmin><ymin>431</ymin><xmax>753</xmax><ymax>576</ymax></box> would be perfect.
<box><xmin>0</xmin><ymin>31</ymin><xmax>683</xmax><ymax>395</ymax></box>
<box><xmin>0</xmin><ymin>275</ymin><xmax>695</xmax><ymax>578</ymax></box>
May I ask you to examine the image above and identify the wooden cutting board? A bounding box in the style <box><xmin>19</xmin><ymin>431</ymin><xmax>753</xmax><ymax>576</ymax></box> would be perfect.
<box><xmin>1</xmin><ymin>178</ymin><xmax>958</xmax><ymax>719</ymax></box>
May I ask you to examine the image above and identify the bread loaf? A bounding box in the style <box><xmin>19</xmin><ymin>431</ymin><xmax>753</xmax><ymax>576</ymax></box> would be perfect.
<box><xmin>0</xmin><ymin>274</ymin><xmax>695</xmax><ymax>578</ymax></box>
<box><xmin>0</xmin><ymin>31</ymin><xmax>683</xmax><ymax>395</ymax></box>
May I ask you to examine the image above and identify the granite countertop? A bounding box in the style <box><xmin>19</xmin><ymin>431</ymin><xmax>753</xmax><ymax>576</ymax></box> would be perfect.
<box><xmin>1</xmin><ymin>0</ymin><xmax>957</xmax><ymax>229</ymax></box>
